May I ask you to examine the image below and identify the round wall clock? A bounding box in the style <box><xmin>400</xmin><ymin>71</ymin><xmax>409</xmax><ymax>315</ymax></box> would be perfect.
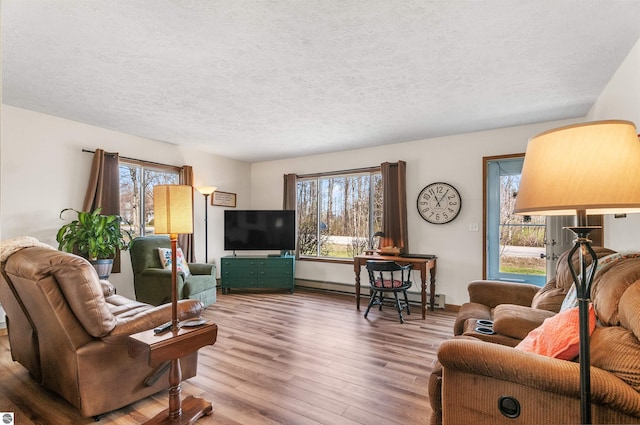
<box><xmin>417</xmin><ymin>182</ymin><xmax>462</xmax><ymax>224</ymax></box>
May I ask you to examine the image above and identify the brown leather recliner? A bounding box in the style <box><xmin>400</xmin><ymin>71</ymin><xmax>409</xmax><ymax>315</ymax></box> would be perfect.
<box><xmin>0</xmin><ymin>239</ymin><xmax>204</xmax><ymax>417</ymax></box>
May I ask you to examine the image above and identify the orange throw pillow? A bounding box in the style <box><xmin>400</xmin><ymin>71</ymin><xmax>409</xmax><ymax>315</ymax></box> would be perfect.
<box><xmin>515</xmin><ymin>305</ymin><xmax>596</xmax><ymax>360</ymax></box>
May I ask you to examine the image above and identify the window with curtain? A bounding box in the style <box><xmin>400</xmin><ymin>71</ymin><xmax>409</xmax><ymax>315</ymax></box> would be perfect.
<box><xmin>119</xmin><ymin>160</ymin><xmax>181</xmax><ymax>237</ymax></box>
<box><xmin>297</xmin><ymin>168</ymin><xmax>383</xmax><ymax>259</ymax></box>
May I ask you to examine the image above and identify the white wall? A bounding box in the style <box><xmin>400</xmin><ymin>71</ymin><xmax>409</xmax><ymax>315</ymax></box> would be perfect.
<box><xmin>587</xmin><ymin>37</ymin><xmax>640</xmax><ymax>251</ymax></box>
<box><xmin>0</xmin><ymin>105</ymin><xmax>252</xmax><ymax>299</ymax></box>
<box><xmin>250</xmin><ymin>119</ymin><xmax>581</xmax><ymax>306</ymax></box>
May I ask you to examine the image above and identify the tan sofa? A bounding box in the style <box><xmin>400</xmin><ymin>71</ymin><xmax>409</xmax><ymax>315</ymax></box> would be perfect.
<box><xmin>453</xmin><ymin>246</ymin><xmax>615</xmax><ymax>346</ymax></box>
<box><xmin>430</xmin><ymin>249</ymin><xmax>640</xmax><ymax>424</ymax></box>
<box><xmin>0</xmin><ymin>239</ymin><xmax>205</xmax><ymax>418</ymax></box>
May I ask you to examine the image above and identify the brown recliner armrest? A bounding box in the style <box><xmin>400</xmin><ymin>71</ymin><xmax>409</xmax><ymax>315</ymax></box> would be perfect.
<box><xmin>438</xmin><ymin>338</ymin><xmax>640</xmax><ymax>419</ymax></box>
<box><xmin>467</xmin><ymin>280</ymin><xmax>540</xmax><ymax>308</ymax></box>
<box><xmin>106</xmin><ymin>299</ymin><xmax>203</xmax><ymax>338</ymax></box>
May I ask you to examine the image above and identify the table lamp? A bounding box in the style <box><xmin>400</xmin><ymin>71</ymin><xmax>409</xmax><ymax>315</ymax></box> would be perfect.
<box><xmin>370</xmin><ymin>231</ymin><xmax>385</xmax><ymax>250</ymax></box>
<box><xmin>195</xmin><ymin>186</ymin><xmax>217</xmax><ymax>263</ymax></box>
<box><xmin>154</xmin><ymin>184</ymin><xmax>193</xmax><ymax>329</ymax></box>
<box><xmin>513</xmin><ymin>120</ymin><xmax>640</xmax><ymax>424</ymax></box>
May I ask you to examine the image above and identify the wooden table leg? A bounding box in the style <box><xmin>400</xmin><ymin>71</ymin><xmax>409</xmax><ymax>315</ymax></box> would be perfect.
<box><xmin>354</xmin><ymin>262</ymin><xmax>362</xmax><ymax>311</ymax></box>
<box><xmin>143</xmin><ymin>359</ymin><xmax>213</xmax><ymax>425</ymax></box>
<box><xmin>420</xmin><ymin>265</ymin><xmax>427</xmax><ymax>319</ymax></box>
<box><xmin>429</xmin><ymin>262</ymin><xmax>437</xmax><ymax>312</ymax></box>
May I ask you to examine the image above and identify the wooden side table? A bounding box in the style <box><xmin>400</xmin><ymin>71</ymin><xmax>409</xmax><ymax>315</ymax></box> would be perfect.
<box><xmin>129</xmin><ymin>322</ymin><xmax>218</xmax><ymax>424</ymax></box>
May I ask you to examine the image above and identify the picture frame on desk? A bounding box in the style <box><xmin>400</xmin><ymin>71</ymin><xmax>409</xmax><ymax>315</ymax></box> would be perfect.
<box><xmin>211</xmin><ymin>191</ymin><xmax>236</xmax><ymax>207</ymax></box>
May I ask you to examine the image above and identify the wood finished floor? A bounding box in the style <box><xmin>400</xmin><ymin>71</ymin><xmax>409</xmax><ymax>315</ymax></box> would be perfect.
<box><xmin>0</xmin><ymin>289</ymin><xmax>456</xmax><ymax>425</ymax></box>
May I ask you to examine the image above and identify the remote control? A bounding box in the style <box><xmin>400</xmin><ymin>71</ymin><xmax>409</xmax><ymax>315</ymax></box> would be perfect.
<box><xmin>153</xmin><ymin>321</ymin><xmax>172</xmax><ymax>334</ymax></box>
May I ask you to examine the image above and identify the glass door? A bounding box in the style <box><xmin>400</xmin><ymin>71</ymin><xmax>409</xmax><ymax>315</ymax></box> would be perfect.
<box><xmin>485</xmin><ymin>156</ymin><xmax>547</xmax><ymax>286</ymax></box>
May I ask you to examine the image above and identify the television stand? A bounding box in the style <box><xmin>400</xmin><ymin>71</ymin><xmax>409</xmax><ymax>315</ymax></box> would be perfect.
<box><xmin>220</xmin><ymin>255</ymin><xmax>295</xmax><ymax>294</ymax></box>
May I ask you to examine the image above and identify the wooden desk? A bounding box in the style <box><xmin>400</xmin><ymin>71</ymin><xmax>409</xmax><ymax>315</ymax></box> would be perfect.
<box><xmin>353</xmin><ymin>254</ymin><xmax>437</xmax><ymax>318</ymax></box>
<box><xmin>129</xmin><ymin>322</ymin><xmax>218</xmax><ymax>424</ymax></box>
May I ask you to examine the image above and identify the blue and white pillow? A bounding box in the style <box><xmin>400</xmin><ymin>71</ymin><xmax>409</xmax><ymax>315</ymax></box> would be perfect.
<box><xmin>157</xmin><ymin>247</ymin><xmax>191</xmax><ymax>277</ymax></box>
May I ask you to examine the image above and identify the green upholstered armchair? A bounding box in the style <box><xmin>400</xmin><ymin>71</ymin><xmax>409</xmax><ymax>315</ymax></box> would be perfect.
<box><xmin>129</xmin><ymin>236</ymin><xmax>217</xmax><ymax>307</ymax></box>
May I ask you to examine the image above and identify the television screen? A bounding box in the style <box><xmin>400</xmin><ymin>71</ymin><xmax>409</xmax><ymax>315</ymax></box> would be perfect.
<box><xmin>224</xmin><ymin>210</ymin><xmax>296</xmax><ymax>251</ymax></box>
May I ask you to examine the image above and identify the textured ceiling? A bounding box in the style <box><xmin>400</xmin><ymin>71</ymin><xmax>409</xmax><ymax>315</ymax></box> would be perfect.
<box><xmin>3</xmin><ymin>1</ymin><xmax>640</xmax><ymax>162</ymax></box>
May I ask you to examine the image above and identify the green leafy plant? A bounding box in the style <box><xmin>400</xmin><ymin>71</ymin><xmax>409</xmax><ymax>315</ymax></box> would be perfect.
<box><xmin>56</xmin><ymin>208</ymin><xmax>132</xmax><ymax>260</ymax></box>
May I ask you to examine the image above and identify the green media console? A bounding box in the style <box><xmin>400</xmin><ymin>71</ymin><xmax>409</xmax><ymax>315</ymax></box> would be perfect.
<box><xmin>220</xmin><ymin>255</ymin><xmax>295</xmax><ymax>294</ymax></box>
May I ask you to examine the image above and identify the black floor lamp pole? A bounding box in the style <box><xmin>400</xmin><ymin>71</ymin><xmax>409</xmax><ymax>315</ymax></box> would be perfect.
<box><xmin>566</xmin><ymin>211</ymin><xmax>599</xmax><ymax>425</ymax></box>
<box><xmin>203</xmin><ymin>193</ymin><xmax>210</xmax><ymax>263</ymax></box>
<box><xmin>196</xmin><ymin>186</ymin><xmax>216</xmax><ymax>264</ymax></box>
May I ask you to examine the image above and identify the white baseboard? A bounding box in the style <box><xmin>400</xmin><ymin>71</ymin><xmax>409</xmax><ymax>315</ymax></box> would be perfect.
<box><xmin>295</xmin><ymin>279</ymin><xmax>446</xmax><ymax>309</ymax></box>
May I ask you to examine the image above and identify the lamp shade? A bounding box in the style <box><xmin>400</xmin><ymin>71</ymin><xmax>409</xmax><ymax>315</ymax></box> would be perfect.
<box><xmin>514</xmin><ymin>120</ymin><xmax>640</xmax><ymax>216</ymax></box>
<box><xmin>196</xmin><ymin>186</ymin><xmax>217</xmax><ymax>196</ymax></box>
<box><xmin>153</xmin><ymin>185</ymin><xmax>194</xmax><ymax>234</ymax></box>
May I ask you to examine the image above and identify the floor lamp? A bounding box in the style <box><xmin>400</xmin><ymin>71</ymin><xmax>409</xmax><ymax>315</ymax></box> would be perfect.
<box><xmin>195</xmin><ymin>186</ymin><xmax>217</xmax><ymax>263</ymax></box>
<box><xmin>513</xmin><ymin>120</ymin><xmax>640</xmax><ymax>424</ymax></box>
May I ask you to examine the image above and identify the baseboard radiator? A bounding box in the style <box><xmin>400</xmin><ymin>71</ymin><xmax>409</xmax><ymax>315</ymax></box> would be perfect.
<box><xmin>295</xmin><ymin>279</ymin><xmax>446</xmax><ymax>309</ymax></box>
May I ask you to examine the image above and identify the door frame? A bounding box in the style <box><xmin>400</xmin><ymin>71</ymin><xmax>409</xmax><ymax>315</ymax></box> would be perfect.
<box><xmin>482</xmin><ymin>153</ymin><xmax>524</xmax><ymax>280</ymax></box>
<box><xmin>482</xmin><ymin>153</ymin><xmax>604</xmax><ymax>280</ymax></box>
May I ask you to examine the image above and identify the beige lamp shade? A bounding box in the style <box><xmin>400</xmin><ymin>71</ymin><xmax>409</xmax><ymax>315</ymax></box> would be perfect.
<box><xmin>196</xmin><ymin>186</ymin><xmax>217</xmax><ymax>196</ymax></box>
<box><xmin>153</xmin><ymin>185</ymin><xmax>194</xmax><ymax>234</ymax></box>
<box><xmin>514</xmin><ymin>120</ymin><xmax>640</xmax><ymax>216</ymax></box>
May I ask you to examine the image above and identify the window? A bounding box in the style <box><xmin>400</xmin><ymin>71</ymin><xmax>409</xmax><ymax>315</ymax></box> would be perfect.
<box><xmin>297</xmin><ymin>169</ymin><xmax>382</xmax><ymax>259</ymax></box>
<box><xmin>119</xmin><ymin>160</ymin><xmax>180</xmax><ymax>237</ymax></box>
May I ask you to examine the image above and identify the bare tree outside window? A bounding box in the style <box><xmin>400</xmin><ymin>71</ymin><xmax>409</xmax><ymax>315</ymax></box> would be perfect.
<box><xmin>120</xmin><ymin>162</ymin><xmax>179</xmax><ymax>237</ymax></box>
<box><xmin>297</xmin><ymin>179</ymin><xmax>325</xmax><ymax>256</ymax></box>
<box><xmin>297</xmin><ymin>170</ymin><xmax>382</xmax><ymax>259</ymax></box>
<box><xmin>499</xmin><ymin>174</ymin><xmax>545</xmax><ymax>275</ymax></box>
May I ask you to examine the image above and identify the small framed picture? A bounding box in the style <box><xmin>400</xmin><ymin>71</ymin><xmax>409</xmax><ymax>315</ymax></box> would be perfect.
<box><xmin>211</xmin><ymin>191</ymin><xmax>237</xmax><ymax>207</ymax></box>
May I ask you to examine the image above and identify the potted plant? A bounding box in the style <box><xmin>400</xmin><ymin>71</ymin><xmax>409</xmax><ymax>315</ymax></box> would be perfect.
<box><xmin>56</xmin><ymin>207</ymin><xmax>132</xmax><ymax>279</ymax></box>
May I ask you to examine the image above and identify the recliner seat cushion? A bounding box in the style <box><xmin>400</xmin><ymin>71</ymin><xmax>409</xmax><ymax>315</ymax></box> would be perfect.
<box><xmin>493</xmin><ymin>304</ymin><xmax>555</xmax><ymax>340</ymax></box>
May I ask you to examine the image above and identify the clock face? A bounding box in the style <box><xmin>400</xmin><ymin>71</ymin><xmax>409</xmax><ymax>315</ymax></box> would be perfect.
<box><xmin>417</xmin><ymin>182</ymin><xmax>462</xmax><ymax>224</ymax></box>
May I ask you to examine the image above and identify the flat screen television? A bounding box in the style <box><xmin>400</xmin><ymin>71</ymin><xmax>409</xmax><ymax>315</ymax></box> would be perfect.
<box><xmin>224</xmin><ymin>210</ymin><xmax>296</xmax><ymax>252</ymax></box>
